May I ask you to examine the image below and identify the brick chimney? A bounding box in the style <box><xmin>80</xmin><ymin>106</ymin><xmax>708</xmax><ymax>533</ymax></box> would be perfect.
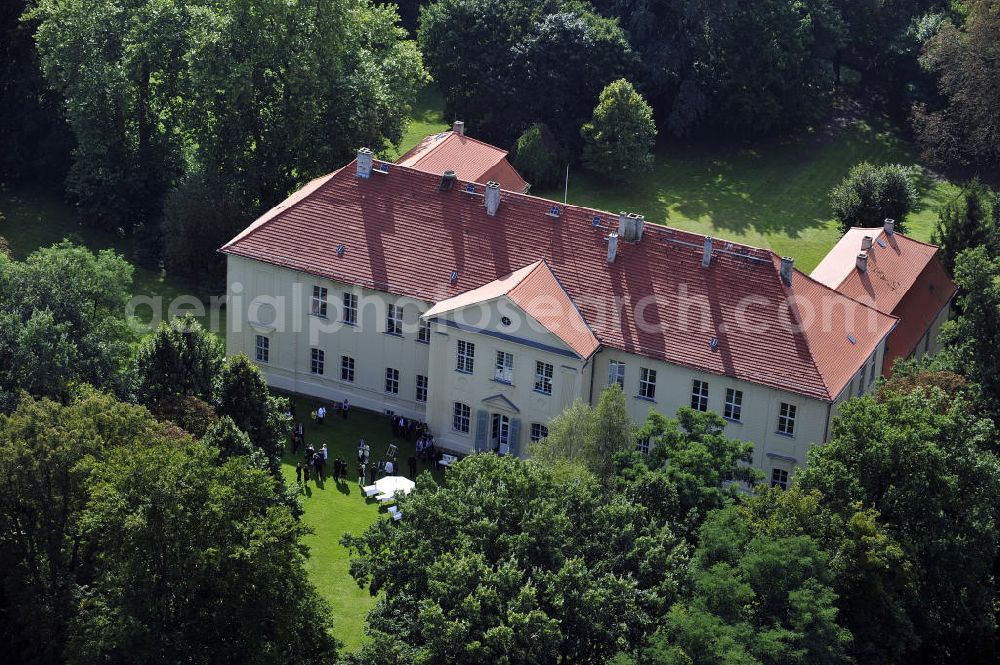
<box><xmin>702</xmin><ymin>236</ymin><xmax>713</xmax><ymax>267</ymax></box>
<box><xmin>452</xmin><ymin>120</ymin><xmax>465</xmax><ymax>136</ymax></box>
<box><xmin>857</xmin><ymin>251</ymin><xmax>868</xmax><ymax>272</ymax></box>
<box><xmin>862</xmin><ymin>235</ymin><xmax>873</xmax><ymax>250</ymax></box>
<box><xmin>607</xmin><ymin>232</ymin><xmax>619</xmax><ymax>263</ymax></box>
<box><xmin>884</xmin><ymin>218</ymin><xmax>895</xmax><ymax>236</ymax></box>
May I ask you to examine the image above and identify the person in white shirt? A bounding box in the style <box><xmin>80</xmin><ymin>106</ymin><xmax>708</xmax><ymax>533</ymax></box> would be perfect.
<box><xmin>385</xmin><ymin>460</ymin><xmax>395</xmax><ymax>475</ymax></box>
<box><xmin>317</xmin><ymin>405</ymin><xmax>327</xmax><ymax>425</ymax></box>
<box><xmin>342</xmin><ymin>398</ymin><xmax>350</xmax><ymax>419</ymax></box>
<box><xmin>322</xmin><ymin>444</ymin><xmax>328</xmax><ymax>460</ymax></box>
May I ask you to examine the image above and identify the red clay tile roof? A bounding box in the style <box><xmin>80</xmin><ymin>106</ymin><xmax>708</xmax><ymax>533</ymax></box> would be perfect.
<box><xmin>396</xmin><ymin>131</ymin><xmax>530</xmax><ymax>193</ymax></box>
<box><xmin>223</xmin><ymin>160</ymin><xmax>897</xmax><ymax>401</ymax></box>
<box><xmin>810</xmin><ymin>228</ymin><xmax>956</xmax><ymax>374</ymax></box>
<box><xmin>425</xmin><ymin>260</ymin><xmax>601</xmax><ymax>358</ymax></box>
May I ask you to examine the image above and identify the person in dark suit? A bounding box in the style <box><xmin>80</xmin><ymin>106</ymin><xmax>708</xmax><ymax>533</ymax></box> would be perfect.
<box><xmin>408</xmin><ymin>456</ymin><xmax>417</xmax><ymax>479</ymax></box>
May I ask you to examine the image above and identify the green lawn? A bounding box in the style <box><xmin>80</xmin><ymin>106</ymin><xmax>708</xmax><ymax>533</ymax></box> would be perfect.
<box><xmin>535</xmin><ymin>117</ymin><xmax>963</xmax><ymax>272</ymax></box>
<box><xmin>382</xmin><ymin>84</ymin><xmax>450</xmax><ymax>161</ymax></box>
<box><xmin>278</xmin><ymin>395</ymin><xmax>442</xmax><ymax>651</ymax></box>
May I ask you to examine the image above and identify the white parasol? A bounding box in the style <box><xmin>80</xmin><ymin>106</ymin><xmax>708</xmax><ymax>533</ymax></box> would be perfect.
<box><xmin>374</xmin><ymin>475</ymin><xmax>416</xmax><ymax>497</ymax></box>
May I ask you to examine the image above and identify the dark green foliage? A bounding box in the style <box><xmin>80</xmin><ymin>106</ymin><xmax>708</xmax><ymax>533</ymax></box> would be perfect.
<box><xmin>67</xmin><ymin>425</ymin><xmax>338</xmax><ymax>664</ymax></box>
<box><xmin>0</xmin><ymin>1</ymin><xmax>73</xmax><ymax>185</ymax></box>
<box><xmin>150</xmin><ymin>394</ymin><xmax>218</xmax><ymax>438</ymax></box>
<box><xmin>202</xmin><ymin>415</ymin><xmax>257</xmax><ymax>461</ymax></box>
<box><xmin>132</xmin><ymin>314</ymin><xmax>224</xmax><ymax>405</ymax></box>
<box><xmin>161</xmin><ymin>173</ymin><xmax>248</xmax><ymax>292</ymax></box>
<box><xmin>343</xmin><ymin>454</ymin><xmax>689</xmax><ymax>664</ymax></box>
<box><xmin>636</xmin><ymin>505</ymin><xmax>851</xmax><ymax>665</ymax></box>
<box><xmin>29</xmin><ymin>0</ymin><xmax>427</xmax><ymax>231</ymax></box>
<box><xmin>582</xmin><ymin>78</ymin><xmax>657</xmax><ymax>180</ymax></box>
<box><xmin>217</xmin><ymin>354</ymin><xmax>290</xmax><ymax>471</ymax></box>
<box><xmin>932</xmin><ymin>181</ymin><xmax>999</xmax><ymax>274</ymax></box>
<box><xmin>797</xmin><ymin>388</ymin><xmax>1000</xmax><ymax>664</ymax></box>
<box><xmin>510</xmin><ymin>123</ymin><xmax>563</xmax><ymax>189</ymax></box>
<box><xmin>829</xmin><ymin>162</ymin><xmax>917</xmax><ymax>233</ymax></box>
<box><xmin>913</xmin><ymin>1</ymin><xmax>1000</xmax><ymax>175</ymax></box>
<box><xmin>0</xmin><ymin>241</ymin><xmax>135</xmax><ymax>411</ymax></box>
<box><xmin>0</xmin><ymin>391</ymin><xmax>337</xmax><ymax>665</ymax></box>
<box><xmin>0</xmin><ymin>391</ymin><xmax>185</xmax><ymax>664</ymax></box>
<box><xmin>634</xmin><ymin>408</ymin><xmax>759</xmax><ymax>522</ymax></box>
<box><xmin>938</xmin><ymin>246</ymin><xmax>1000</xmax><ymax>424</ymax></box>
<box><xmin>419</xmin><ymin>0</ymin><xmax>634</xmax><ymax>147</ymax></box>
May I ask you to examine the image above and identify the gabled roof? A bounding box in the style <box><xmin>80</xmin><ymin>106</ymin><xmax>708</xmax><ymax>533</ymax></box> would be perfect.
<box><xmin>810</xmin><ymin>227</ymin><xmax>956</xmax><ymax>366</ymax></box>
<box><xmin>396</xmin><ymin>131</ymin><xmax>530</xmax><ymax>193</ymax></box>
<box><xmin>222</xmin><ymin>159</ymin><xmax>897</xmax><ymax>402</ymax></box>
<box><xmin>424</xmin><ymin>260</ymin><xmax>601</xmax><ymax>358</ymax></box>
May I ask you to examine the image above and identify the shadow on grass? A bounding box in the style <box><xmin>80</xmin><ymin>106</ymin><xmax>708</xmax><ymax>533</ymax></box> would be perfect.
<box><xmin>540</xmin><ymin>115</ymin><xmax>946</xmax><ymax>241</ymax></box>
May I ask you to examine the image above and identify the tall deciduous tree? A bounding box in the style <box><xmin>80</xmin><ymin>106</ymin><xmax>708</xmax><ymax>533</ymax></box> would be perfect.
<box><xmin>829</xmin><ymin>162</ymin><xmax>917</xmax><ymax>233</ymax></box>
<box><xmin>932</xmin><ymin>181</ymin><xmax>1000</xmax><ymax>274</ymax></box>
<box><xmin>581</xmin><ymin>78</ymin><xmax>657</xmax><ymax>180</ymax></box>
<box><xmin>30</xmin><ymin>0</ymin><xmax>427</xmax><ymax>230</ymax></box>
<box><xmin>0</xmin><ymin>241</ymin><xmax>135</xmax><ymax>411</ymax></box>
<box><xmin>797</xmin><ymin>387</ymin><xmax>1000</xmax><ymax>664</ymax></box>
<box><xmin>67</xmin><ymin>431</ymin><xmax>337</xmax><ymax>664</ymax></box>
<box><xmin>938</xmin><ymin>246</ymin><xmax>1000</xmax><ymax>423</ymax></box>
<box><xmin>132</xmin><ymin>314</ymin><xmax>223</xmax><ymax>405</ymax></box>
<box><xmin>633</xmin><ymin>505</ymin><xmax>852</xmax><ymax>665</ymax></box>
<box><xmin>913</xmin><ymin>0</ymin><xmax>1000</xmax><ymax>175</ymax></box>
<box><xmin>419</xmin><ymin>0</ymin><xmax>633</xmax><ymax>147</ymax></box>
<box><xmin>217</xmin><ymin>354</ymin><xmax>289</xmax><ymax>471</ymax></box>
<box><xmin>531</xmin><ymin>385</ymin><xmax>634</xmax><ymax>480</ymax></box>
<box><xmin>0</xmin><ymin>391</ymin><xmax>183</xmax><ymax>663</ymax></box>
<box><xmin>343</xmin><ymin>454</ymin><xmax>689</xmax><ymax>665</ymax></box>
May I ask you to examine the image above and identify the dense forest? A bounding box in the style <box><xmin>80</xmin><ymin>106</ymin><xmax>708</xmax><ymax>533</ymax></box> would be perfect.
<box><xmin>2</xmin><ymin>1</ymin><xmax>1000</xmax><ymax>664</ymax></box>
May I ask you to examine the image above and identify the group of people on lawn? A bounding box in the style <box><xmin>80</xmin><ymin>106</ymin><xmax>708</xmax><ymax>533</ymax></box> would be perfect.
<box><xmin>289</xmin><ymin>400</ymin><xmax>442</xmax><ymax>490</ymax></box>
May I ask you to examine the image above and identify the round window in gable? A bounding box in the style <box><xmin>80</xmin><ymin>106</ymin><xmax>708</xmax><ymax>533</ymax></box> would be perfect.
<box><xmin>501</xmin><ymin>316</ymin><xmax>512</xmax><ymax>327</ymax></box>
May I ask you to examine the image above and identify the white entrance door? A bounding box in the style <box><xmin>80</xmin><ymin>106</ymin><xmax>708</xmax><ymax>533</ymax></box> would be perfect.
<box><xmin>490</xmin><ymin>413</ymin><xmax>511</xmax><ymax>454</ymax></box>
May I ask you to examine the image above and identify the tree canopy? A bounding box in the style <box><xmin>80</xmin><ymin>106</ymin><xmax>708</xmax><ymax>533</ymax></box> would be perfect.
<box><xmin>582</xmin><ymin>78</ymin><xmax>657</xmax><ymax>180</ymax></box>
<box><xmin>0</xmin><ymin>241</ymin><xmax>135</xmax><ymax>411</ymax></box>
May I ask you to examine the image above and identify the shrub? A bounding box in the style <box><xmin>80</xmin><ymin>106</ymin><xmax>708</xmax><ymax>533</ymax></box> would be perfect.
<box><xmin>581</xmin><ymin>79</ymin><xmax>656</xmax><ymax>181</ymax></box>
<box><xmin>510</xmin><ymin>123</ymin><xmax>562</xmax><ymax>189</ymax></box>
<box><xmin>829</xmin><ymin>162</ymin><xmax>917</xmax><ymax>234</ymax></box>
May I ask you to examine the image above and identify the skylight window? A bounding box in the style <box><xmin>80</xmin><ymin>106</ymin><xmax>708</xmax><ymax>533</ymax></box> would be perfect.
<box><xmin>847</xmin><ymin>335</ymin><xmax>857</xmax><ymax>344</ymax></box>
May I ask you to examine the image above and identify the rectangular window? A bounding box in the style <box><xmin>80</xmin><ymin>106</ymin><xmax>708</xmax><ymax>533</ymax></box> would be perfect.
<box><xmin>340</xmin><ymin>355</ymin><xmax>355</xmax><ymax>383</ymax></box>
<box><xmin>311</xmin><ymin>286</ymin><xmax>328</xmax><ymax>318</ymax></box>
<box><xmin>771</xmin><ymin>468</ymin><xmax>789</xmax><ymax>490</ymax></box>
<box><xmin>384</xmin><ymin>367</ymin><xmax>399</xmax><ymax>394</ymax></box>
<box><xmin>418</xmin><ymin>318</ymin><xmax>431</xmax><ymax>343</ymax></box>
<box><xmin>310</xmin><ymin>348</ymin><xmax>324</xmax><ymax>375</ymax></box>
<box><xmin>778</xmin><ymin>402</ymin><xmax>797</xmax><ymax>436</ymax></box>
<box><xmin>342</xmin><ymin>292</ymin><xmax>358</xmax><ymax>325</ymax></box>
<box><xmin>386</xmin><ymin>304</ymin><xmax>403</xmax><ymax>335</ymax></box>
<box><xmin>416</xmin><ymin>374</ymin><xmax>428</xmax><ymax>402</ymax></box>
<box><xmin>608</xmin><ymin>360</ymin><xmax>625</xmax><ymax>388</ymax></box>
<box><xmin>534</xmin><ymin>361</ymin><xmax>554</xmax><ymax>394</ymax></box>
<box><xmin>691</xmin><ymin>379</ymin><xmax>709</xmax><ymax>411</ymax></box>
<box><xmin>530</xmin><ymin>423</ymin><xmax>549</xmax><ymax>442</ymax></box>
<box><xmin>255</xmin><ymin>335</ymin><xmax>269</xmax><ymax>363</ymax></box>
<box><xmin>457</xmin><ymin>340</ymin><xmax>475</xmax><ymax>373</ymax></box>
<box><xmin>636</xmin><ymin>437</ymin><xmax>650</xmax><ymax>455</ymax></box>
<box><xmin>639</xmin><ymin>367</ymin><xmax>657</xmax><ymax>400</ymax></box>
<box><xmin>724</xmin><ymin>388</ymin><xmax>742</xmax><ymax>421</ymax></box>
<box><xmin>453</xmin><ymin>402</ymin><xmax>471</xmax><ymax>433</ymax></box>
<box><xmin>494</xmin><ymin>350</ymin><xmax>514</xmax><ymax>383</ymax></box>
